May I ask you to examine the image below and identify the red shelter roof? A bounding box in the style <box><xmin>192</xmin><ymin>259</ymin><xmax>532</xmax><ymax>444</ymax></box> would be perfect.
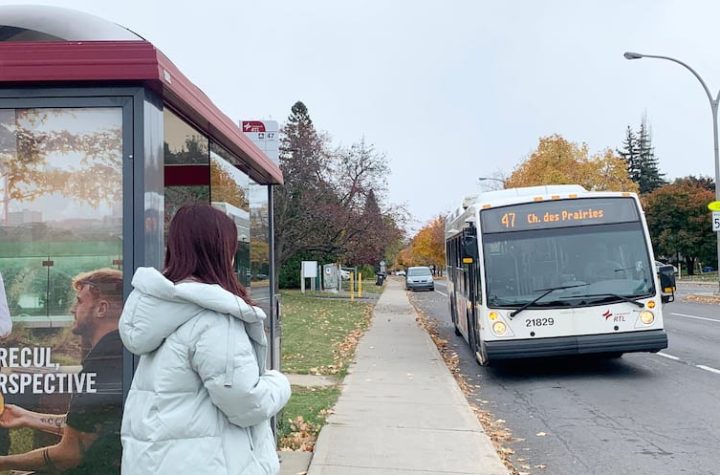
<box><xmin>0</xmin><ymin>40</ymin><xmax>282</xmax><ymax>185</ymax></box>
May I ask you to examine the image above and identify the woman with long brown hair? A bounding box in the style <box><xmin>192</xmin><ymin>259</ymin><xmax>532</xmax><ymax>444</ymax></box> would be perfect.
<box><xmin>119</xmin><ymin>204</ymin><xmax>290</xmax><ymax>475</ymax></box>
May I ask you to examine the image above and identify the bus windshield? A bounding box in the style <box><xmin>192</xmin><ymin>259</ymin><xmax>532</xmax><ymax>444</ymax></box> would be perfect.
<box><xmin>483</xmin><ymin>222</ymin><xmax>655</xmax><ymax>308</ymax></box>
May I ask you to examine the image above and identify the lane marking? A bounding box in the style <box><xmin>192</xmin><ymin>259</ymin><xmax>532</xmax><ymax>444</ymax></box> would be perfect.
<box><xmin>696</xmin><ymin>365</ymin><xmax>720</xmax><ymax>375</ymax></box>
<box><xmin>434</xmin><ymin>280</ymin><xmax>447</xmax><ymax>286</ymax></box>
<box><xmin>656</xmin><ymin>353</ymin><xmax>720</xmax><ymax>376</ymax></box>
<box><xmin>670</xmin><ymin>312</ymin><xmax>720</xmax><ymax>324</ymax></box>
<box><xmin>435</xmin><ymin>289</ymin><xmax>448</xmax><ymax>297</ymax></box>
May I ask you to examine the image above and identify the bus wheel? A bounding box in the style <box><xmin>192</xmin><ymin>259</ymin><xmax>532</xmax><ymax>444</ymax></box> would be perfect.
<box><xmin>476</xmin><ymin>342</ymin><xmax>492</xmax><ymax>367</ymax></box>
<box><xmin>468</xmin><ymin>316</ymin><xmax>490</xmax><ymax>366</ymax></box>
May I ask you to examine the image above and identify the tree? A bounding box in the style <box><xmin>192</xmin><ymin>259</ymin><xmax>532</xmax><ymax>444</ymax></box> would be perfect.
<box><xmin>1</xmin><ymin>109</ymin><xmax>123</xmax><ymax>224</ymax></box>
<box><xmin>617</xmin><ymin>125</ymin><xmax>641</xmax><ymax>184</ymax></box>
<box><xmin>274</xmin><ymin>101</ymin><xmax>405</xmax><ymax>287</ymax></box>
<box><xmin>400</xmin><ymin>216</ymin><xmax>446</xmax><ymax>271</ymax></box>
<box><xmin>345</xmin><ymin>189</ymin><xmax>385</xmax><ymax>265</ymax></box>
<box><xmin>675</xmin><ymin>175</ymin><xmax>715</xmax><ymax>193</ymax></box>
<box><xmin>273</xmin><ymin>101</ymin><xmax>336</xmax><ymax>272</ymax></box>
<box><xmin>505</xmin><ymin>135</ymin><xmax>638</xmax><ymax>192</ymax></box>
<box><xmin>328</xmin><ymin>140</ymin><xmax>396</xmax><ymax>265</ymax></box>
<box><xmin>643</xmin><ymin>178</ymin><xmax>716</xmax><ymax>274</ymax></box>
<box><xmin>635</xmin><ymin>116</ymin><xmax>665</xmax><ymax>194</ymax></box>
<box><xmin>211</xmin><ymin>158</ymin><xmax>248</xmax><ymax>210</ymax></box>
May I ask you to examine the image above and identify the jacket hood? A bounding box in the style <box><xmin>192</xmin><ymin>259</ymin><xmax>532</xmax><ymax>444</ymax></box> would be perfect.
<box><xmin>122</xmin><ymin>267</ymin><xmax>266</xmax><ymax>357</ymax></box>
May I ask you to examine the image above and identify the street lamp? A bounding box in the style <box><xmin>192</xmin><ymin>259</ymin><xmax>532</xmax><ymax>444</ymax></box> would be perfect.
<box><xmin>624</xmin><ymin>51</ymin><xmax>720</xmax><ymax>291</ymax></box>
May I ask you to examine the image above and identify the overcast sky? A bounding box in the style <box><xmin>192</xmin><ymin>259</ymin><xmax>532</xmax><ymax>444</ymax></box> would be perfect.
<box><xmin>9</xmin><ymin>0</ymin><xmax>720</xmax><ymax>231</ymax></box>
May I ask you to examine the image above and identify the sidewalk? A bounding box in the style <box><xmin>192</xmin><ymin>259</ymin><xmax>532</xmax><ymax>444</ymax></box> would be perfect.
<box><xmin>305</xmin><ymin>279</ymin><xmax>508</xmax><ymax>475</ymax></box>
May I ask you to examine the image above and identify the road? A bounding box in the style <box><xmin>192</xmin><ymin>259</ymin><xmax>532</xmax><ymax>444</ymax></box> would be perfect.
<box><xmin>410</xmin><ymin>279</ymin><xmax>720</xmax><ymax>475</ymax></box>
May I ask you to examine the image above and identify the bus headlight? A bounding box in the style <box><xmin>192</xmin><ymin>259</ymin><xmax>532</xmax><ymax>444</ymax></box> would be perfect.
<box><xmin>639</xmin><ymin>310</ymin><xmax>655</xmax><ymax>325</ymax></box>
<box><xmin>492</xmin><ymin>321</ymin><xmax>507</xmax><ymax>335</ymax></box>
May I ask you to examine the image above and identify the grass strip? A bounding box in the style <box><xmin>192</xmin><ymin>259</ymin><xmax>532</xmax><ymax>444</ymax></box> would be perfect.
<box><xmin>281</xmin><ymin>290</ymin><xmax>372</xmax><ymax>376</ymax></box>
<box><xmin>277</xmin><ymin>386</ymin><xmax>341</xmax><ymax>451</ymax></box>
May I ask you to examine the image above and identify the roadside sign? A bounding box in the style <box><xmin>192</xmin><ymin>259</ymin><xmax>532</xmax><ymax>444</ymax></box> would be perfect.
<box><xmin>708</xmin><ymin>201</ymin><xmax>720</xmax><ymax>212</ymax></box>
<box><xmin>713</xmin><ymin>212</ymin><xmax>720</xmax><ymax>232</ymax></box>
<box><xmin>241</xmin><ymin>120</ymin><xmax>279</xmax><ymax>165</ymax></box>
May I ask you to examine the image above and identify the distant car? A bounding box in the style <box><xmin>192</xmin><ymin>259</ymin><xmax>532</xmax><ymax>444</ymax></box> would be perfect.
<box><xmin>396</xmin><ymin>270</ymin><xmax>406</xmax><ymax>276</ymax></box>
<box><xmin>339</xmin><ymin>269</ymin><xmax>351</xmax><ymax>281</ymax></box>
<box><xmin>405</xmin><ymin>266</ymin><xmax>434</xmax><ymax>291</ymax></box>
<box><xmin>703</xmin><ymin>266</ymin><xmax>716</xmax><ymax>273</ymax></box>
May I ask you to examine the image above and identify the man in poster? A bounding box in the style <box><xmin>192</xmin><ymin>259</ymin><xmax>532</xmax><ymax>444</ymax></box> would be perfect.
<box><xmin>0</xmin><ymin>268</ymin><xmax>123</xmax><ymax>474</ymax></box>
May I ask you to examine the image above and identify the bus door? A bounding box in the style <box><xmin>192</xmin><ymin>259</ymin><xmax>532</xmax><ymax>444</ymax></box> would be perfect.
<box><xmin>459</xmin><ymin>228</ymin><xmax>480</xmax><ymax>344</ymax></box>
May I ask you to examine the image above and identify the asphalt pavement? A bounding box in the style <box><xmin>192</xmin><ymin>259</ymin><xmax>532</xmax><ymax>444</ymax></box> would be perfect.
<box><xmin>412</xmin><ymin>279</ymin><xmax>720</xmax><ymax>475</ymax></box>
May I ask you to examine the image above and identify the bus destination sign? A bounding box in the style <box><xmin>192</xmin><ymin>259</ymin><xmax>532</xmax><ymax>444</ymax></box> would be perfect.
<box><xmin>480</xmin><ymin>197</ymin><xmax>640</xmax><ymax>233</ymax></box>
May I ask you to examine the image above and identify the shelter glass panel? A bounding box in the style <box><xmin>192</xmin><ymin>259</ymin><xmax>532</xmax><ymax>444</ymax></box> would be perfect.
<box><xmin>0</xmin><ymin>107</ymin><xmax>124</xmax><ymax>473</ymax></box>
<box><xmin>209</xmin><ymin>143</ymin><xmax>250</xmax><ymax>289</ymax></box>
<box><xmin>163</xmin><ymin>109</ymin><xmax>210</xmax><ymax>236</ymax></box>
<box><xmin>249</xmin><ymin>179</ymin><xmax>270</xmax><ymax>314</ymax></box>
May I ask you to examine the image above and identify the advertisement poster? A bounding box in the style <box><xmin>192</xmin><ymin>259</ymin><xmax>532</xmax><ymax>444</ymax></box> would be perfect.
<box><xmin>0</xmin><ymin>107</ymin><xmax>124</xmax><ymax>474</ymax></box>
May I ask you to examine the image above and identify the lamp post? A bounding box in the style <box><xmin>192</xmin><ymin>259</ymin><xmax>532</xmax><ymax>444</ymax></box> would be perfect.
<box><xmin>624</xmin><ymin>51</ymin><xmax>720</xmax><ymax>291</ymax></box>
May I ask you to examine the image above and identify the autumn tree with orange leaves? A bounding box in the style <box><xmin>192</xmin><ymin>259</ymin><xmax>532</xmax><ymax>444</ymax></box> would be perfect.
<box><xmin>398</xmin><ymin>215</ymin><xmax>446</xmax><ymax>274</ymax></box>
<box><xmin>0</xmin><ymin>109</ymin><xmax>123</xmax><ymax>224</ymax></box>
<box><xmin>505</xmin><ymin>135</ymin><xmax>638</xmax><ymax>193</ymax></box>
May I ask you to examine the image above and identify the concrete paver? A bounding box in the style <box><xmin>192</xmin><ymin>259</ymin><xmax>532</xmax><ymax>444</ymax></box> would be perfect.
<box><xmin>286</xmin><ymin>374</ymin><xmax>338</xmax><ymax>387</ymax></box>
<box><xmin>307</xmin><ymin>279</ymin><xmax>508</xmax><ymax>475</ymax></box>
<box><xmin>278</xmin><ymin>451</ymin><xmax>312</xmax><ymax>475</ymax></box>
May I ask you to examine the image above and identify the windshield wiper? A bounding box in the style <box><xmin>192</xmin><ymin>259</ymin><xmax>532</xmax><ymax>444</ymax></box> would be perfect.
<box><xmin>489</xmin><ymin>296</ymin><xmax>523</xmax><ymax>307</ymax></box>
<box><xmin>509</xmin><ymin>283</ymin><xmax>589</xmax><ymax>319</ymax></box>
<box><xmin>573</xmin><ymin>293</ymin><xmax>645</xmax><ymax>307</ymax></box>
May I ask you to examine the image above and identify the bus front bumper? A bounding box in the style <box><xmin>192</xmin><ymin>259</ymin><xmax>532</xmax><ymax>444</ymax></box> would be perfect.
<box><xmin>485</xmin><ymin>329</ymin><xmax>668</xmax><ymax>360</ymax></box>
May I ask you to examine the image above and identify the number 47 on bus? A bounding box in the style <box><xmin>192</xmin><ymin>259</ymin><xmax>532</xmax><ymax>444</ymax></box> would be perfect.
<box><xmin>501</xmin><ymin>212</ymin><xmax>516</xmax><ymax>229</ymax></box>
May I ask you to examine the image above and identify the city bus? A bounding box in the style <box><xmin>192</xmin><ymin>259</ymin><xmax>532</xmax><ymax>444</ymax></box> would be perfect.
<box><xmin>445</xmin><ymin>185</ymin><xmax>668</xmax><ymax>366</ymax></box>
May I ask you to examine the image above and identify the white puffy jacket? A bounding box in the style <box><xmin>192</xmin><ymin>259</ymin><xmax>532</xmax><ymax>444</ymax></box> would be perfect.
<box><xmin>119</xmin><ymin>267</ymin><xmax>290</xmax><ymax>475</ymax></box>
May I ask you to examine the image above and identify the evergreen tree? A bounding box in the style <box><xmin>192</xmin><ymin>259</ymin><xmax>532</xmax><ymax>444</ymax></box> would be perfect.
<box><xmin>274</xmin><ymin>101</ymin><xmax>337</xmax><ymax>285</ymax></box>
<box><xmin>273</xmin><ymin>101</ymin><xmax>405</xmax><ymax>287</ymax></box>
<box><xmin>617</xmin><ymin>125</ymin><xmax>641</xmax><ymax>184</ymax></box>
<box><xmin>279</xmin><ymin>101</ymin><xmax>329</xmax><ymax>188</ymax></box>
<box><xmin>635</xmin><ymin>115</ymin><xmax>666</xmax><ymax>194</ymax></box>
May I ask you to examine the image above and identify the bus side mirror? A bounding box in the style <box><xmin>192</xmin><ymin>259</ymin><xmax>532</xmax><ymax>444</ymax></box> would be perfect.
<box><xmin>461</xmin><ymin>235</ymin><xmax>478</xmax><ymax>264</ymax></box>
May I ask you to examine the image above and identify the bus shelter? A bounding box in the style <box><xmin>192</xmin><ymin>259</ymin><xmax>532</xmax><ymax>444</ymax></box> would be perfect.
<box><xmin>0</xmin><ymin>6</ymin><xmax>281</xmax><ymax>471</ymax></box>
